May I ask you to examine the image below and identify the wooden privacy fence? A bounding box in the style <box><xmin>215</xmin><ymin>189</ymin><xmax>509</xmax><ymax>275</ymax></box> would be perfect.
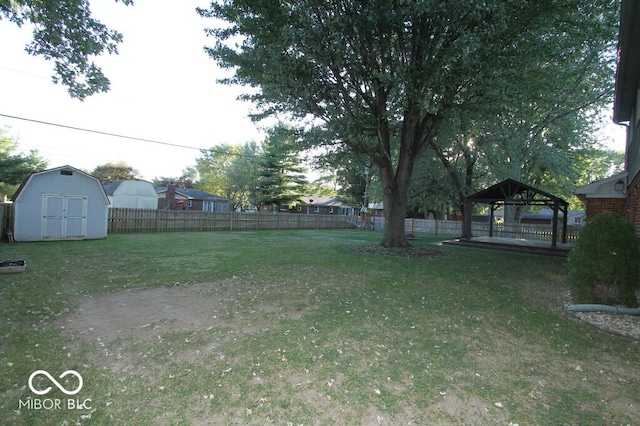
<box><xmin>0</xmin><ymin>203</ymin><xmax>580</xmax><ymax>241</ymax></box>
<box><xmin>107</xmin><ymin>208</ymin><xmax>582</xmax><ymax>242</ymax></box>
<box><xmin>0</xmin><ymin>203</ymin><xmax>11</xmax><ymax>240</ymax></box>
<box><xmin>108</xmin><ymin>208</ymin><xmax>360</xmax><ymax>233</ymax></box>
<box><xmin>370</xmin><ymin>217</ymin><xmax>581</xmax><ymax>242</ymax></box>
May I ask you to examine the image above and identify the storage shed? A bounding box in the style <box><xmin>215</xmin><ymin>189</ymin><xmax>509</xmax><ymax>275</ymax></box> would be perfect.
<box><xmin>102</xmin><ymin>180</ymin><xmax>158</xmax><ymax>209</ymax></box>
<box><xmin>12</xmin><ymin>165</ymin><xmax>109</xmax><ymax>241</ymax></box>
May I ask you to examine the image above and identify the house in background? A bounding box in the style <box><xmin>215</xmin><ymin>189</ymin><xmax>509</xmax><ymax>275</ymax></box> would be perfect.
<box><xmin>578</xmin><ymin>0</ymin><xmax>640</xmax><ymax>234</ymax></box>
<box><xmin>102</xmin><ymin>180</ymin><xmax>158</xmax><ymax>209</ymax></box>
<box><xmin>11</xmin><ymin>165</ymin><xmax>109</xmax><ymax>241</ymax></box>
<box><xmin>366</xmin><ymin>202</ymin><xmax>385</xmax><ymax>217</ymax></box>
<box><xmin>156</xmin><ymin>184</ymin><xmax>229</xmax><ymax>212</ymax></box>
<box><xmin>291</xmin><ymin>194</ymin><xmax>355</xmax><ymax>215</ymax></box>
<box><xmin>573</xmin><ymin>171</ymin><xmax>628</xmax><ymax>220</ymax></box>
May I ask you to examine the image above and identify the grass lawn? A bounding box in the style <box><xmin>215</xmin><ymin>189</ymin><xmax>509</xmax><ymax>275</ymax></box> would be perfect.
<box><xmin>0</xmin><ymin>230</ymin><xmax>638</xmax><ymax>425</ymax></box>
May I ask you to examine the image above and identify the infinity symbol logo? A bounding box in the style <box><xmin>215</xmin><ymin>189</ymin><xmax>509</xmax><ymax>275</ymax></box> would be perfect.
<box><xmin>28</xmin><ymin>370</ymin><xmax>83</xmax><ymax>396</ymax></box>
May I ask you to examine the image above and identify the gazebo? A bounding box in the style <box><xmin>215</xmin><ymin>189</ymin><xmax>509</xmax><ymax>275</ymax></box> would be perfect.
<box><xmin>462</xmin><ymin>179</ymin><xmax>569</xmax><ymax>248</ymax></box>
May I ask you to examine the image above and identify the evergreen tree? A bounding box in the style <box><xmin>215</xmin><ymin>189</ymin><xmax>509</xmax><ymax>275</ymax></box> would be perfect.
<box><xmin>257</xmin><ymin>125</ymin><xmax>307</xmax><ymax>211</ymax></box>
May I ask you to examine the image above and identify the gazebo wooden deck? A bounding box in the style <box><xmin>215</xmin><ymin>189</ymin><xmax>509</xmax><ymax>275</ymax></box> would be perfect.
<box><xmin>442</xmin><ymin>236</ymin><xmax>573</xmax><ymax>257</ymax></box>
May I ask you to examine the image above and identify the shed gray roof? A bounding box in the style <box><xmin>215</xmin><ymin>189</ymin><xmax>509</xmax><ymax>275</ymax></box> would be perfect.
<box><xmin>102</xmin><ymin>180</ymin><xmax>123</xmax><ymax>195</ymax></box>
<box><xmin>102</xmin><ymin>180</ymin><xmax>155</xmax><ymax>196</ymax></box>
<box><xmin>12</xmin><ymin>165</ymin><xmax>108</xmax><ymax>203</ymax></box>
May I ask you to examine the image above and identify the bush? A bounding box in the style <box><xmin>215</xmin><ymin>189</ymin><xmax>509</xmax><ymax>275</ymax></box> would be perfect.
<box><xmin>568</xmin><ymin>212</ymin><xmax>639</xmax><ymax>307</ymax></box>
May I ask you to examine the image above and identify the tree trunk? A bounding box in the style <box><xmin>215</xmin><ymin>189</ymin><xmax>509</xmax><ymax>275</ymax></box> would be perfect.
<box><xmin>380</xmin><ymin>180</ymin><xmax>411</xmax><ymax>247</ymax></box>
<box><xmin>378</xmin><ymin>144</ymin><xmax>415</xmax><ymax>248</ymax></box>
<box><xmin>373</xmin><ymin>106</ymin><xmax>442</xmax><ymax>247</ymax></box>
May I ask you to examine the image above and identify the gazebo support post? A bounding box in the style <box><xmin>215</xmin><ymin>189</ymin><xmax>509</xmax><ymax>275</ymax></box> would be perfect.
<box><xmin>551</xmin><ymin>201</ymin><xmax>559</xmax><ymax>248</ymax></box>
<box><xmin>561</xmin><ymin>205</ymin><xmax>568</xmax><ymax>244</ymax></box>
<box><xmin>461</xmin><ymin>199</ymin><xmax>473</xmax><ymax>239</ymax></box>
<box><xmin>489</xmin><ymin>203</ymin><xmax>495</xmax><ymax>237</ymax></box>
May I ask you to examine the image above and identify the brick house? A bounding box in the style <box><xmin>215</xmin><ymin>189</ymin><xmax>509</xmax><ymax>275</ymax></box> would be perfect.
<box><xmin>156</xmin><ymin>184</ymin><xmax>229</xmax><ymax>212</ymax></box>
<box><xmin>574</xmin><ymin>0</ymin><xmax>640</xmax><ymax>235</ymax></box>
<box><xmin>289</xmin><ymin>194</ymin><xmax>355</xmax><ymax>215</ymax></box>
<box><xmin>574</xmin><ymin>172</ymin><xmax>627</xmax><ymax>220</ymax></box>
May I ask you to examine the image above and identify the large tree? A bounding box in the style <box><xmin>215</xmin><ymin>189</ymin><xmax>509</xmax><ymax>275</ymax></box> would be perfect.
<box><xmin>200</xmin><ymin>0</ymin><xmax>614</xmax><ymax>247</ymax></box>
<box><xmin>1</xmin><ymin>0</ymin><xmax>132</xmax><ymax>99</ymax></box>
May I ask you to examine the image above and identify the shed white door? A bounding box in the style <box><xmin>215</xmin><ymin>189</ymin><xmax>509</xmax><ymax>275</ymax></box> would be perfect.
<box><xmin>42</xmin><ymin>195</ymin><xmax>88</xmax><ymax>240</ymax></box>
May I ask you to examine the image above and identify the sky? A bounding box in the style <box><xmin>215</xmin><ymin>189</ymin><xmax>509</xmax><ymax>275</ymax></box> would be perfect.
<box><xmin>0</xmin><ymin>0</ymin><xmax>269</xmax><ymax>181</ymax></box>
<box><xmin>0</xmin><ymin>0</ymin><xmax>629</xmax><ymax>182</ymax></box>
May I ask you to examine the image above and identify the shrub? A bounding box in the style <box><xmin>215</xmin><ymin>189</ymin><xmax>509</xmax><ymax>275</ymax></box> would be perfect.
<box><xmin>568</xmin><ymin>212</ymin><xmax>639</xmax><ymax>307</ymax></box>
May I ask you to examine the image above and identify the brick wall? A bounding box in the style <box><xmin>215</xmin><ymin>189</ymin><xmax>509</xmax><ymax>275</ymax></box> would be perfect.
<box><xmin>584</xmin><ymin>172</ymin><xmax>640</xmax><ymax>237</ymax></box>
<box><xmin>585</xmin><ymin>197</ymin><xmax>627</xmax><ymax>221</ymax></box>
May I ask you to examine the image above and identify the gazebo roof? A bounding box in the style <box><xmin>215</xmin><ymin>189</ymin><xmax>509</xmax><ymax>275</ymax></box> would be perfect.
<box><xmin>466</xmin><ymin>179</ymin><xmax>569</xmax><ymax>208</ymax></box>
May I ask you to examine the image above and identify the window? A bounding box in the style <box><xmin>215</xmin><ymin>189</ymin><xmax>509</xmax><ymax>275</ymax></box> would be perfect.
<box><xmin>60</xmin><ymin>170</ymin><xmax>73</xmax><ymax>176</ymax></box>
<box><xmin>314</xmin><ymin>206</ymin><xmax>319</xmax><ymax>213</ymax></box>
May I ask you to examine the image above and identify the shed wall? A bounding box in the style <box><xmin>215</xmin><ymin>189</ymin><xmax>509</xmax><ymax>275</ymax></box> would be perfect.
<box><xmin>111</xmin><ymin>181</ymin><xmax>158</xmax><ymax>209</ymax></box>
<box><xmin>13</xmin><ymin>170</ymin><xmax>108</xmax><ymax>241</ymax></box>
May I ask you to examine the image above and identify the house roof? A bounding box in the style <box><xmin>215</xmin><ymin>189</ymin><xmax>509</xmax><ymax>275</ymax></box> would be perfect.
<box><xmin>299</xmin><ymin>194</ymin><xmax>351</xmax><ymax>207</ymax></box>
<box><xmin>466</xmin><ymin>178</ymin><xmax>569</xmax><ymax>207</ymax></box>
<box><xmin>102</xmin><ymin>180</ymin><xmax>156</xmax><ymax>196</ymax></box>
<box><xmin>155</xmin><ymin>186</ymin><xmax>229</xmax><ymax>201</ymax></box>
<box><xmin>573</xmin><ymin>171</ymin><xmax>627</xmax><ymax>199</ymax></box>
<box><xmin>613</xmin><ymin>0</ymin><xmax>640</xmax><ymax>123</ymax></box>
<box><xmin>12</xmin><ymin>165</ymin><xmax>108</xmax><ymax>203</ymax></box>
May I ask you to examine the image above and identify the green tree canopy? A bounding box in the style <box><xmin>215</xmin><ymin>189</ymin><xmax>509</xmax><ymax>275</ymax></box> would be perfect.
<box><xmin>92</xmin><ymin>161</ymin><xmax>140</xmax><ymax>182</ymax></box>
<box><xmin>153</xmin><ymin>175</ymin><xmax>195</xmax><ymax>189</ymax></box>
<box><xmin>1</xmin><ymin>0</ymin><xmax>133</xmax><ymax>99</ymax></box>
<box><xmin>200</xmin><ymin>0</ymin><xmax>617</xmax><ymax>246</ymax></box>
<box><xmin>0</xmin><ymin>127</ymin><xmax>48</xmax><ymax>198</ymax></box>
<box><xmin>192</xmin><ymin>142</ymin><xmax>261</xmax><ymax>210</ymax></box>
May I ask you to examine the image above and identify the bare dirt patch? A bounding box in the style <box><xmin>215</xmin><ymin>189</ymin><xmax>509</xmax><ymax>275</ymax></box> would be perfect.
<box><xmin>58</xmin><ymin>275</ymin><xmax>324</xmax><ymax>376</ymax></box>
<box><xmin>61</xmin><ymin>279</ymin><xmax>262</xmax><ymax>347</ymax></box>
